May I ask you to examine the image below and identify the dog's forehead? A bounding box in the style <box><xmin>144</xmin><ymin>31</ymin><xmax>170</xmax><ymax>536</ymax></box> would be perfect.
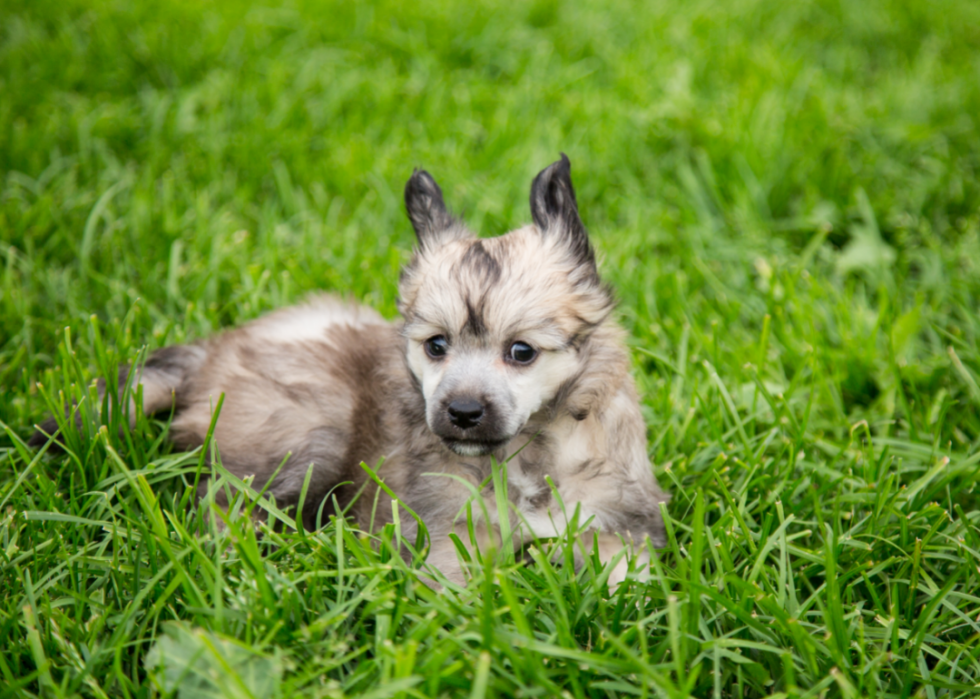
<box><xmin>404</xmin><ymin>226</ymin><xmax>589</xmax><ymax>343</ymax></box>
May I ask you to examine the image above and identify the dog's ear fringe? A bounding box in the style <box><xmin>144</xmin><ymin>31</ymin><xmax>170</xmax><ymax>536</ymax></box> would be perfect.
<box><xmin>529</xmin><ymin>154</ymin><xmax>596</xmax><ymax>271</ymax></box>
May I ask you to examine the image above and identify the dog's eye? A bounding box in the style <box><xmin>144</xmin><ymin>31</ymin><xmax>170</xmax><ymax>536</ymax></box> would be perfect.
<box><xmin>424</xmin><ymin>335</ymin><xmax>449</xmax><ymax>359</ymax></box>
<box><xmin>508</xmin><ymin>341</ymin><xmax>537</xmax><ymax>364</ymax></box>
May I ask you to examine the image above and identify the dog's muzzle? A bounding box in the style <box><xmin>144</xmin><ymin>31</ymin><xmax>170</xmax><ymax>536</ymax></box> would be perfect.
<box><xmin>433</xmin><ymin>396</ymin><xmax>510</xmax><ymax>456</ymax></box>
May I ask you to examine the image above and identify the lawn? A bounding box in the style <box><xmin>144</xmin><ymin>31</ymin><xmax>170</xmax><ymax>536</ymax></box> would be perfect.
<box><xmin>2</xmin><ymin>0</ymin><xmax>980</xmax><ymax>696</ymax></box>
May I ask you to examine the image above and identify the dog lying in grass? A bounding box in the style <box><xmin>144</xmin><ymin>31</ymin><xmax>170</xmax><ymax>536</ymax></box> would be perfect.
<box><xmin>32</xmin><ymin>155</ymin><xmax>669</xmax><ymax>586</ymax></box>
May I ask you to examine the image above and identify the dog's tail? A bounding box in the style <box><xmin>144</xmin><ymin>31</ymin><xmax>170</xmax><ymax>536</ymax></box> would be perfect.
<box><xmin>28</xmin><ymin>343</ymin><xmax>207</xmax><ymax>449</ymax></box>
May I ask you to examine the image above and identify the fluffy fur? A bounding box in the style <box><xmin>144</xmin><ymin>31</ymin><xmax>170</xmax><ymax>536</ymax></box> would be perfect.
<box><xmin>32</xmin><ymin>156</ymin><xmax>669</xmax><ymax>585</ymax></box>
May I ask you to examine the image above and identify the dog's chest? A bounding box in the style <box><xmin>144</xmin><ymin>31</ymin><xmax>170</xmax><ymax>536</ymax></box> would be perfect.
<box><xmin>501</xmin><ymin>418</ymin><xmax>609</xmax><ymax>537</ymax></box>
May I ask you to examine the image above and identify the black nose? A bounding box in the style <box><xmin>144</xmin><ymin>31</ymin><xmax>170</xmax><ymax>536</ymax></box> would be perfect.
<box><xmin>447</xmin><ymin>399</ymin><xmax>484</xmax><ymax>429</ymax></box>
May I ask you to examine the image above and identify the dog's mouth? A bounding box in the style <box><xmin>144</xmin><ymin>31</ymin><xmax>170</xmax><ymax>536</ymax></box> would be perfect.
<box><xmin>442</xmin><ymin>437</ymin><xmax>509</xmax><ymax>457</ymax></box>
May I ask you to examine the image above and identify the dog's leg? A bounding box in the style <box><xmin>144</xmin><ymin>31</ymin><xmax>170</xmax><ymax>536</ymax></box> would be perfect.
<box><xmin>423</xmin><ymin>518</ymin><xmax>650</xmax><ymax>590</ymax></box>
<box><xmin>543</xmin><ymin>529</ymin><xmax>651</xmax><ymax>589</ymax></box>
<box><xmin>423</xmin><ymin>538</ymin><xmax>468</xmax><ymax>587</ymax></box>
<box><xmin>421</xmin><ymin>523</ymin><xmax>507</xmax><ymax>588</ymax></box>
<box><xmin>426</xmin><ymin>529</ymin><xmax>649</xmax><ymax>590</ymax></box>
<box><xmin>588</xmin><ymin>532</ymin><xmax>650</xmax><ymax>589</ymax></box>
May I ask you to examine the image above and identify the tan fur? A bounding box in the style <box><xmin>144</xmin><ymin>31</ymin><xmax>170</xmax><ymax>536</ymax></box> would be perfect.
<box><xmin>35</xmin><ymin>158</ymin><xmax>670</xmax><ymax>586</ymax></box>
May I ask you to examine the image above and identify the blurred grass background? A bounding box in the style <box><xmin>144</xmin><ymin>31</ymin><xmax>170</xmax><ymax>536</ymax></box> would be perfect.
<box><xmin>2</xmin><ymin>0</ymin><xmax>980</xmax><ymax>696</ymax></box>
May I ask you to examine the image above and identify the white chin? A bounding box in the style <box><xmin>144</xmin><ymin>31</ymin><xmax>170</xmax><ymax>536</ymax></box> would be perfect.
<box><xmin>449</xmin><ymin>441</ymin><xmax>493</xmax><ymax>457</ymax></box>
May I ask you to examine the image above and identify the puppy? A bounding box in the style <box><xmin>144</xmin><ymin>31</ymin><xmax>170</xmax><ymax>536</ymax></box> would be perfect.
<box><xmin>32</xmin><ymin>155</ymin><xmax>669</xmax><ymax>585</ymax></box>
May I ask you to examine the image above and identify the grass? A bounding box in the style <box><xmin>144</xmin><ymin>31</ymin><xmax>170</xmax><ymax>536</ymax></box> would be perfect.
<box><xmin>2</xmin><ymin>0</ymin><xmax>980</xmax><ymax>696</ymax></box>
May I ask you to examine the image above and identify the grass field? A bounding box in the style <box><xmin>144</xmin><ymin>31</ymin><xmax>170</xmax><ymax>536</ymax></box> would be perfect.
<box><xmin>3</xmin><ymin>0</ymin><xmax>980</xmax><ymax>696</ymax></box>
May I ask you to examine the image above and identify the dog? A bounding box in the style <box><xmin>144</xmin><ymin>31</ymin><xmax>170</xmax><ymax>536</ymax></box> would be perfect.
<box><xmin>31</xmin><ymin>155</ymin><xmax>669</xmax><ymax>586</ymax></box>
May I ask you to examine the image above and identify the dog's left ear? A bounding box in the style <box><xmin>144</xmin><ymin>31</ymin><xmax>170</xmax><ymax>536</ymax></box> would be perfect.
<box><xmin>405</xmin><ymin>169</ymin><xmax>460</xmax><ymax>249</ymax></box>
<box><xmin>530</xmin><ymin>154</ymin><xmax>595</xmax><ymax>268</ymax></box>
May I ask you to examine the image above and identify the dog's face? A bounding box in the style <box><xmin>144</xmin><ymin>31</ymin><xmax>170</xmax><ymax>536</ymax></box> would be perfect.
<box><xmin>398</xmin><ymin>156</ymin><xmax>615</xmax><ymax>456</ymax></box>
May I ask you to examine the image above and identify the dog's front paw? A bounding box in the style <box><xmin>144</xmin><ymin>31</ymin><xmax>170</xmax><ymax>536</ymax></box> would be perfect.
<box><xmin>605</xmin><ymin>548</ymin><xmax>651</xmax><ymax>590</ymax></box>
<box><xmin>594</xmin><ymin>533</ymin><xmax>651</xmax><ymax>591</ymax></box>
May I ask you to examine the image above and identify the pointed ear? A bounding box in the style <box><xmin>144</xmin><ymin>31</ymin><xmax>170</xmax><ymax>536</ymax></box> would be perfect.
<box><xmin>405</xmin><ymin>168</ymin><xmax>459</xmax><ymax>248</ymax></box>
<box><xmin>529</xmin><ymin>154</ymin><xmax>595</xmax><ymax>268</ymax></box>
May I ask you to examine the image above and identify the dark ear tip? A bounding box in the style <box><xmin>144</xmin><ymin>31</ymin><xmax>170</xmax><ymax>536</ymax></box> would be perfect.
<box><xmin>405</xmin><ymin>168</ymin><xmax>441</xmax><ymax>197</ymax></box>
<box><xmin>544</xmin><ymin>153</ymin><xmax>572</xmax><ymax>184</ymax></box>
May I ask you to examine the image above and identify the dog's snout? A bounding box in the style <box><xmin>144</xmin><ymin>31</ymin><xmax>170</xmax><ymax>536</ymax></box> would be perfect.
<box><xmin>447</xmin><ymin>399</ymin><xmax>484</xmax><ymax>429</ymax></box>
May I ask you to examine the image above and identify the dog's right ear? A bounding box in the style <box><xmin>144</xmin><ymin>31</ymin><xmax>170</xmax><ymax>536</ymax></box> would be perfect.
<box><xmin>405</xmin><ymin>169</ymin><xmax>458</xmax><ymax>249</ymax></box>
<box><xmin>530</xmin><ymin>154</ymin><xmax>595</xmax><ymax>270</ymax></box>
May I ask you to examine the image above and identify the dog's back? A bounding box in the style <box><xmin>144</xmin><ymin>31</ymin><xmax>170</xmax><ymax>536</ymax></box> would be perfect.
<box><xmin>73</xmin><ymin>296</ymin><xmax>408</xmax><ymax>530</ymax></box>
<box><xmin>177</xmin><ymin>298</ymin><xmax>405</xmax><ymax>528</ymax></box>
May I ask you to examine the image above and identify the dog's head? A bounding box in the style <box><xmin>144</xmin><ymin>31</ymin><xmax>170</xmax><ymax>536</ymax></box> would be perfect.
<box><xmin>398</xmin><ymin>155</ymin><xmax>618</xmax><ymax>457</ymax></box>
